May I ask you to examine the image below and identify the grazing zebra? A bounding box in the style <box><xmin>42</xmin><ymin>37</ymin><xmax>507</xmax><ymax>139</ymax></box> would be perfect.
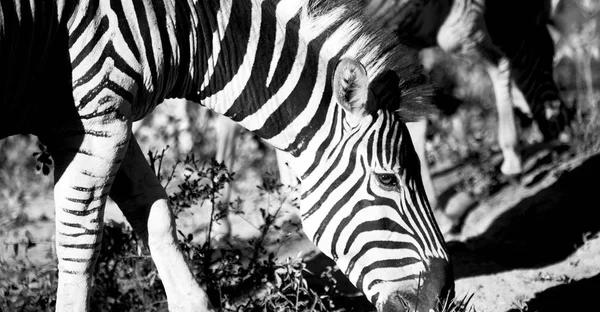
<box><xmin>0</xmin><ymin>0</ymin><xmax>453</xmax><ymax>311</ymax></box>
<box><xmin>361</xmin><ymin>0</ymin><xmax>572</xmax><ymax>210</ymax></box>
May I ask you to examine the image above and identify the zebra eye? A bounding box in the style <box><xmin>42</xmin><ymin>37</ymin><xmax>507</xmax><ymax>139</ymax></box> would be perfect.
<box><xmin>375</xmin><ymin>173</ymin><xmax>398</xmax><ymax>188</ymax></box>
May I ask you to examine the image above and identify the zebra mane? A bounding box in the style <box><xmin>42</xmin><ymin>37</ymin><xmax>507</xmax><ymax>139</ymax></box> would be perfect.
<box><xmin>300</xmin><ymin>0</ymin><xmax>437</xmax><ymax>121</ymax></box>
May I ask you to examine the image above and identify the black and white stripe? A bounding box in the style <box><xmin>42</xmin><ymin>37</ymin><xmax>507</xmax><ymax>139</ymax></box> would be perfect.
<box><xmin>1</xmin><ymin>0</ymin><xmax>452</xmax><ymax>311</ymax></box>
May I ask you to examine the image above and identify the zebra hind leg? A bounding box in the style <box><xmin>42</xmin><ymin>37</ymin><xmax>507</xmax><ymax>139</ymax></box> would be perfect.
<box><xmin>110</xmin><ymin>137</ymin><xmax>215</xmax><ymax>312</ymax></box>
<box><xmin>50</xmin><ymin>118</ymin><xmax>131</xmax><ymax>311</ymax></box>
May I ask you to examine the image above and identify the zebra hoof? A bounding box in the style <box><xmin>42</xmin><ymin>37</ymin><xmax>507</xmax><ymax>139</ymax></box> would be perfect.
<box><xmin>500</xmin><ymin>154</ymin><xmax>523</xmax><ymax>178</ymax></box>
<box><xmin>558</xmin><ymin>131</ymin><xmax>572</xmax><ymax>144</ymax></box>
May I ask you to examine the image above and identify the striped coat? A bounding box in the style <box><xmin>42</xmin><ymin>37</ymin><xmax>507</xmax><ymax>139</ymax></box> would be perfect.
<box><xmin>0</xmin><ymin>0</ymin><xmax>452</xmax><ymax>311</ymax></box>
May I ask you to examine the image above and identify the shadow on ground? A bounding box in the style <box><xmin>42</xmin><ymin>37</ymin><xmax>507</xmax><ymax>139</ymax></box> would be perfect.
<box><xmin>449</xmin><ymin>152</ymin><xmax>600</xmax><ymax>279</ymax></box>
<box><xmin>431</xmin><ymin>143</ymin><xmax>570</xmax><ymax>234</ymax></box>
<box><xmin>505</xmin><ymin>273</ymin><xmax>600</xmax><ymax>312</ymax></box>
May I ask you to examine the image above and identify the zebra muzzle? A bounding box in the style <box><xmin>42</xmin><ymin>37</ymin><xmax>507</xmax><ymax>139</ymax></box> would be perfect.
<box><xmin>378</xmin><ymin>257</ymin><xmax>454</xmax><ymax>312</ymax></box>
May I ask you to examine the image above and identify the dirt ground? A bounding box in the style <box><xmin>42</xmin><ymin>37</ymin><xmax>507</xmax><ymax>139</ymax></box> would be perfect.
<box><xmin>436</xmin><ymin>148</ymin><xmax>600</xmax><ymax>312</ymax></box>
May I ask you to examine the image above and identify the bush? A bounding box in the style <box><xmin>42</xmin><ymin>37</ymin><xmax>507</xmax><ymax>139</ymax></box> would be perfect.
<box><xmin>1</xmin><ymin>150</ymin><xmax>343</xmax><ymax>312</ymax></box>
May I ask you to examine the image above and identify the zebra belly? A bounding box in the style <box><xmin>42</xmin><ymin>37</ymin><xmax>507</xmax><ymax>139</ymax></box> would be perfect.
<box><xmin>0</xmin><ymin>0</ymin><xmax>76</xmax><ymax>140</ymax></box>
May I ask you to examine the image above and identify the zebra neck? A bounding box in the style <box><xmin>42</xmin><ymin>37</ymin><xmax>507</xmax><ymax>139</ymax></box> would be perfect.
<box><xmin>177</xmin><ymin>0</ymin><xmax>340</xmax><ymax>155</ymax></box>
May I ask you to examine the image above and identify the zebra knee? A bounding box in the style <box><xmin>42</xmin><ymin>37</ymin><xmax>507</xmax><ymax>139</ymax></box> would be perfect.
<box><xmin>145</xmin><ymin>199</ymin><xmax>178</xmax><ymax>248</ymax></box>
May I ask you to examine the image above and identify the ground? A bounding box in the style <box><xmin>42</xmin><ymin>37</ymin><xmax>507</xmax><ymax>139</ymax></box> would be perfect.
<box><xmin>439</xmin><ymin>149</ymin><xmax>600</xmax><ymax>312</ymax></box>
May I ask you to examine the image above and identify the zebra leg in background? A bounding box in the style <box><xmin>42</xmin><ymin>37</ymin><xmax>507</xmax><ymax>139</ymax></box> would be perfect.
<box><xmin>215</xmin><ymin>114</ymin><xmax>239</xmax><ymax>203</ymax></box>
<box><xmin>406</xmin><ymin>119</ymin><xmax>437</xmax><ymax>209</ymax></box>
<box><xmin>110</xmin><ymin>137</ymin><xmax>214</xmax><ymax>312</ymax></box>
<box><xmin>485</xmin><ymin>56</ymin><xmax>522</xmax><ymax>176</ymax></box>
<box><xmin>169</xmin><ymin>99</ymin><xmax>194</xmax><ymax>155</ymax></box>
<box><xmin>437</xmin><ymin>7</ymin><xmax>522</xmax><ymax>177</ymax></box>
<box><xmin>50</xmin><ymin>118</ymin><xmax>130</xmax><ymax>311</ymax></box>
<box><xmin>215</xmin><ymin>115</ymin><xmax>299</xmax><ymax>195</ymax></box>
<box><xmin>212</xmin><ymin>115</ymin><xmax>239</xmax><ymax>241</ymax></box>
<box><xmin>131</xmin><ymin>99</ymin><xmax>195</xmax><ymax>156</ymax></box>
<box><xmin>275</xmin><ymin>148</ymin><xmax>298</xmax><ymax>188</ymax></box>
<box><xmin>450</xmin><ymin>108</ymin><xmax>469</xmax><ymax>158</ymax></box>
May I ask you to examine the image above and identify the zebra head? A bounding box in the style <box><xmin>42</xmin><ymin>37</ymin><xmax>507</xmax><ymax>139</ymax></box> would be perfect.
<box><xmin>290</xmin><ymin>58</ymin><xmax>454</xmax><ymax>312</ymax></box>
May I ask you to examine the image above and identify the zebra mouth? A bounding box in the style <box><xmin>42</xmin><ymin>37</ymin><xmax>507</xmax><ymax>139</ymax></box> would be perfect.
<box><xmin>376</xmin><ymin>257</ymin><xmax>455</xmax><ymax>312</ymax></box>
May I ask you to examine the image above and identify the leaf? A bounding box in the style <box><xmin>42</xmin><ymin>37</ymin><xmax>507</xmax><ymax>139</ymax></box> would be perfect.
<box><xmin>25</xmin><ymin>231</ymin><xmax>36</xmax><ymax>249</ymax></box>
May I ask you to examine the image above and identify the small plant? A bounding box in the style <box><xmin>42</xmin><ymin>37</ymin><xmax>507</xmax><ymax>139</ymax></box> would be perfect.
<box><xmin>438</xmin><ymin>292</ymin><xmax>477</xmax><ymax>312</ymax></box>
<box><xmin>32</xmin><ymin>144</ymin><xmax>53</xmax><ymax>176</ymax></box>
<box><xmin>168</xmin><ymin>155</ymin><xmax>333</xmax><ymax>311</ymax></box>
<box><xmin>0</xmin><ymin>240</ymin><xmax>57</xmax><ymax>312</ymax></box>
<box><xmin>0</xmin><ymin>259</ymin><xmax>57</xmax><ymax>312</ymax></box>
<box><xmin>91</xmin><ymin>222</ymin><xmax>167</xmax><ymax>311</ymax></box>
<box><xmin>510</xmin><ymin>300</ymin><xmax>528</xmax><ymax>312</ymax></box>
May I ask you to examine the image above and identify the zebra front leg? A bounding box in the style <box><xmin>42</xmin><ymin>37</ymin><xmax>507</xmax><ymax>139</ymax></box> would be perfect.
<box><xmin>51</xmin><ymin>119</ymin><xmax>130</xmax><ymax>311</ymax></box>
<box><xmin>485</xmin><ymin>57</ymin><xmax>522</xmax><ymax>176</ymax></box>
<box><xmin>110</xmin><ymin>137</ymin><xmax>215</xmax><ymax>312</ymax></box>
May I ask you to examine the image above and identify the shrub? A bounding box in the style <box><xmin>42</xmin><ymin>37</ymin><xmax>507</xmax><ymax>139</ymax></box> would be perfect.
<box><xmin>1</xmin><ymin>149</ymin><xmax>341</xmax><ymax>312</ymax></box>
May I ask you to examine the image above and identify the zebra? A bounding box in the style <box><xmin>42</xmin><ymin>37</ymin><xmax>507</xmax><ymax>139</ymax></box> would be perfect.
<box><xmin>0</xmin><ymin>0</ymin><xmax>453</xmax><ymax>311</ymax></box>
<box><xmin>363</xmin><ymin>0</ymin><xmax>572</xmax><ymax>209</ymax></box>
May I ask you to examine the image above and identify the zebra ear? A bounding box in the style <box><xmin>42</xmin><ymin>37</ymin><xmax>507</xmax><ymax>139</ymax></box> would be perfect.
<box><xmin>333</xmin><ymin>58</ymin><xmax>370</xmax><ymax>122</ymax></box>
